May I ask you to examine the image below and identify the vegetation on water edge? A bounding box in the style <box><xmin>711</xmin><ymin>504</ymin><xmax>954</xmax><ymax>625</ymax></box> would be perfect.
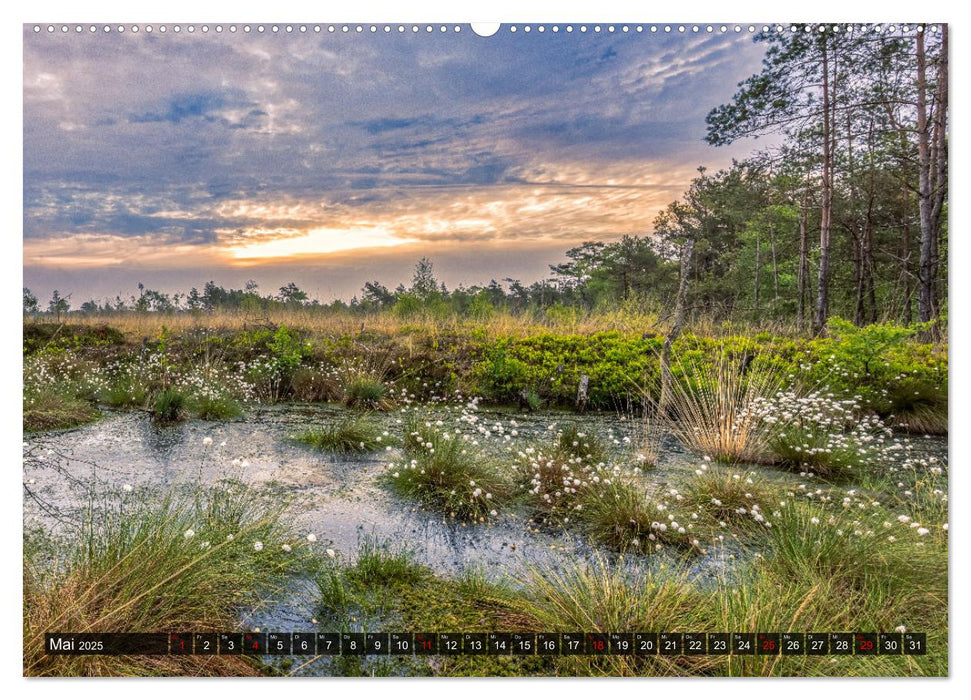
<box><xmin>22</xmin><ymin>366</ymin><xmax>948</xmax><ymax>677</ymax></box>
<box><xmin>23</xmin><ymin>481</ymin><xmax>312</xmax><ymax>677</ymax></box>
<box><xmin>22</xmin><ymin>316</ymin><xmax>947</xmax><ymax>434</ymax></box>
<box><xmin>304</xmin><ymin>509</ymin><xmax>946</xmax><ymax>677</ymax></box>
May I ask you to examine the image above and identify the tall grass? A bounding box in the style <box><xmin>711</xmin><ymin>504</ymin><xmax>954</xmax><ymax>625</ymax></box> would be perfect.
<box><xmin>52</xmin><ymin>305</ymin><xmax>814</xmax><ymax>346</ymax></box>
<box><xmin>507</xmin><ymin>555</ymin><xmax>713</xmax><ymax>676</ymax></box>
<box><xmin>23</xmin><ymin>482</ymin><xmax>308</xmax><ymax>676</ymax></box>
<box><xmin>661</xmin><ymin>352</ymin><xmax>786</xmax><ymax>463</ymax></box>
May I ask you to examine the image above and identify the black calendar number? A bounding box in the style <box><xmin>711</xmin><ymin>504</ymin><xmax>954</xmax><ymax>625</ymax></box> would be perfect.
<box><xmin>537</xmin><ymin>633</ymin><xmax>559</xmax><ymax>656</ymax></box>
<box><xmin>267</xmin><ymin>633</ymin><xmax>291</xmax><ymax>655</ymax></box>
<box><xmin>781</xmin><ymin>633</ymin><xmax>804</xmax><ymax>655</ymax></box>
<box><xmin>806</xmin><ymin>633</ymin><xmax>828</xmax><ymax>655</ymax></box>
<box><xmin>512</xmin><ymin>633</ymin><xmax>535</xmax><ymax>655</ymax></box>
<box><xmin>830</xmin><ymin>633</ymin><xmax>853</xmax><ymax>655</ymax></box>
<box><xmin>634</xmin><ymin>633</ymin><xmax>658</xmax><ymax>655</ymax></box>
<box><xmin>609</xmin><ymin>633</ymin><xmax>633</xmax><ymax>655</ymax></box>
<box><xmin>659</xmin><ymin>633</ymin><xmax>682</xmax><ymax>656</ymax></box>
<box><xmin>194</xmin><ymin>633</ymin><xmax>217</xmax><ymax>656</ymax></box>
<box><xmin>170</xmin><ymin>633</ymin><xmax>190</xmax><ymax>655</ymax></box>
<box><xmin>463</xmin><ymin>633</ymin><xmax>487</xmax><ymax>655</ymax></box>
<box><xmin>342</xmin><ymin>633</ymin><xmax>366</xmax><ymax>656</ymax></box>
<box><xmin>413</xmin><ymin>633</ymin><xmax>436</xmax><ymax>654</ymax></box>
<box><xmin>732</xmin><ymin>633</ymin><xmax>755</xmax><ymax>655</ymax></box>
<box><xmin>757</xmin><ymin>633</ymin><xmax>780</xmax><ymax>655</ymax></box>
<box><xmin>366</xmin><ymin>633</ymin><xmax>389</xmax><ymax>655</ymax></box>
<box><xmin>683</xmin><ymin>633</ymin><xmax>705</xmax><ymax>655</ymax></box>
<box><xmin>561</xmin><ymin>633</ymin><xmax>584</xmax><ymax>655</ymax></box>
<box><xmin>219</xmin><ymin>633</ymin><xmax>242</xmax><ymax>655</ymax></box>
<box><xmin>586</xmin><ymin>633</ymin><xmax>609</xmax><ymax>655</ymax></box>
<box><xmin>488</xmin><ymin>633</ymin><xmax>512</xmax><ymax>655</ymax></box>
<box><xmin>243</xmin><ymin>632</ymin><xmax>266</xmax><ymax>655</ymax></box>
<box><xmin>315</xmin><ymin>633</ymin><xmax>339</xmax><ymax>655</ymax></box>
<box><xmin>878</xmin><ymin>633</ymin><xmax>902</xmax><ymax>655</ymax></box>
<box><xmin>439</xmin><ymin>633</ymin><xmax>462</xmax><ymax>655</ymax></box>
<box><xmin>390</xmin><ymin>633</ymin><xmax>412</xmax><ymax>655</ymax></box>
<box><xmin>854</xmin><ymin>633</ymin><xmax>877</xmax><ymax>656</ymax></box>
<box><xmin>707</xmin><ymin>634</ymin><xmax>730</xmax><ymax>655</ymax></box>
<box><xmin>292</xmin><ymin>633</ymin><xmax>315</xmax><ymax>655</ymax></box>
<box><xmin>904</xmin><ymin>633</ymin><xmax>926</xmax><ymax>655</ymax></box>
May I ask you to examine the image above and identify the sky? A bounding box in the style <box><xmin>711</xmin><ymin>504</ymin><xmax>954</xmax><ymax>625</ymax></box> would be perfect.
<box><xmin>23</xmin><ymin>24</ymin><xmax>768</xmax><ymax>304</ymax></box>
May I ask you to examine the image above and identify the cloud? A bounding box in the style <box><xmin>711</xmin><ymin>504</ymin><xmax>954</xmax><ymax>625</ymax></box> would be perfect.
<box><xmin>23</xmin><ymin>27</ymin><xmax>768</xmax><ymax>298</ymax></box>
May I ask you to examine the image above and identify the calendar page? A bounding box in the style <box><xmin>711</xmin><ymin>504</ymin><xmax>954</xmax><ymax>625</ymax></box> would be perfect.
<box><xmin>21</xmin><ymin>19</ymin><xmax>948</xmax><ymax>679</ymax></box>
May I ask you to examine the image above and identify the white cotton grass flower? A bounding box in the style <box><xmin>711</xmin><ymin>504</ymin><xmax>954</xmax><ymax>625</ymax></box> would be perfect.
<box><xmin>307</xmin><ymin>533</ymin><xmax>317</xmax><ymax>543</ymax></box>
<box><xmin>253</xmin><ymin>541</ymin><xmax>264</xmax><ymax>551</ymax></box>
<box><xmin>895</xmin><ymin>625</ymin><xmax>907</xmax><ymax>633</ymax></box>
<box><xmin>281</xmin><ymin>544</ymin><xmax>292</xmax><ymax>553</ymax></box>
<box><xmin>226</xmin><ymin>534</ymin><xmax>234</xmax><ymax>541</ymax></box>
<box><xmin>326</xmin><ymin>548</ymin><xmax>336</xmax><ymax>558</ymax></box>
<box><xmin>917</xmin><ymin>528</ymin><xmax>930</xmax><ymax>536</ymax></box>
<box><xmin>203</xmin><ymin>437</ymin><xmax>213</xmax><ymax>446</ymax></box>
<box><xmin>184</xmin><ymin>529</ymin><xmax>195</xmax><ymax>539</ymax></box>
<box><xmin>122</xmin><ymin>484</ymin><xmax>133</xmax><ymax>492</ymax></box>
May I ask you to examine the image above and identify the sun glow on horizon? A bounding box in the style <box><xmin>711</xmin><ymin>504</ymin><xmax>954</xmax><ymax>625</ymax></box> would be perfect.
<box><xmin>228</xmin><ymin>226</ymin><xmax>419</xmax><ymax>260</ymax></box>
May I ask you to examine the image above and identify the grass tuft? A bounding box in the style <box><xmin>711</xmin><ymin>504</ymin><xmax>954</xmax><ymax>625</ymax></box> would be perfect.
<box><xmin>23</xmin><ymin>388</ymin><xmax>99</xmax><ymax>432</ymax></box>
<box><xmin>680</xmin><ymin>466</ymin><xmax>775</xmax><ymax>527</ymax></box>
<box><xmin>151</xmin><ymin>387</ymin><xmax>188</xmax><ymax>423</ymax></box>
<box><xmin>23</xmin><ymin>482</ymin><xmax>308</xmax><ymax>676</ymax></box>
<box><xmin>387</xmin><ymin>413</ymin><xmax>511</xmax><ymax>521</ymax></box>
<box><xmin>662</xmin><ymin>352</ymin><xmax>785</xmax><ymax>463</ymax></box>
<box><xmin>296</xmin><ymin>414</ymin><xmax>383</xmax><ymax>454</ymax></box>
<box><xmin>343</xmin><ymin>377</ymin><xmax>391</xmax><ymax>410</ymax></box>
<box><xmin>192</xmin><ymin>394</ymin><xmax>243</xmax><ymax>420</ymax></box>
<box><xmin>577</xmin><ymin>478</ymin><xmax>694</xmax><ymax>553</ymax></box>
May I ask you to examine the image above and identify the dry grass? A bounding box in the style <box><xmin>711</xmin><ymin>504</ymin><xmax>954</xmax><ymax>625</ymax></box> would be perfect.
<box><xmin>661</xmin><ymin>351</ymin><xmax>787</xmax><ymax>464</ymax></box>
<box><xmin>45</xmin><ymin>307</ymin><xmax>806</xmax><ymax>343</ymax></box>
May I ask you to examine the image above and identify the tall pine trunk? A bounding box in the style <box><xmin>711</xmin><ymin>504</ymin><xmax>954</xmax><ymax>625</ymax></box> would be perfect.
<box><xmin>798</xmin><ymin>188</ymin><xmax>811</xmax><ymax>328</ymax></box>
<box><xmin>813</xmin><ymin>41</ymin><xmax>834</xmax><ymax>336</ymax></box>
<box><xmin>916</xmin><ymin>26</ymin><xmax>947</xmax><ymax>337</ymax></box>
